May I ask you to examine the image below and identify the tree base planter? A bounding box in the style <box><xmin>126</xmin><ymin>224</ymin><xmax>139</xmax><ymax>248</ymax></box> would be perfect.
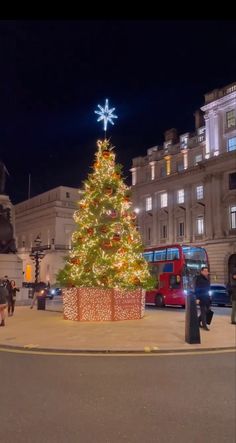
<box><xmin>63</xmin><ymin>287</ymin><xmax>145</xmax><ymax>321</ymax></box>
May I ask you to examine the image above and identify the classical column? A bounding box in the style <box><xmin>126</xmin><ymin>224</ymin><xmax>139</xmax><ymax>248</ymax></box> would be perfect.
<box><xmin>168</xmin><ymin>193</ymin><xmax>174</xmax><ymax>243</ymax></box>
<box><xmin>204</xmin><ymin>114</ymin><xmax>210</xmax><ymax>158</ymax></box>
<box><xmin>211</xmin><ymin>172</ymin><xmax>223</xmax><ymax>238</ymax></box>
<box><xmin>213</xmin><ymin>111</ymin><xmax>220</xmax><ymax>155</ymax></box>
<box><xmin>203</xmin><ymin>174</ymin><xmax>213</xmax><ymax>240</ymax></box>
<box><xmin>185</xmin><ymin>185</ymin><xmax>192</xmax><ymax>242</ymax></box>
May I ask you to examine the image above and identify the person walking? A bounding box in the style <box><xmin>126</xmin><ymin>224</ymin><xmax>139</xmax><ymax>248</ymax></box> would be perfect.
<box><xmin>0</xmin><ymin>279</ymin><xmax>8</xmax><ymax>326</ymax></box>
<box><xmin>8</xmin><ymin>280</ymin><xmax>20</xmax><ymax>316</ymax></box>
<box><xmin>228</xmin><ymin>273</ymin><xmax>236</xmax><ymax>325</ymax></box>
<box><xmin>195</xmin><ymin>266</ymin><xmax>211</xmax><ymax>331</ymax></box>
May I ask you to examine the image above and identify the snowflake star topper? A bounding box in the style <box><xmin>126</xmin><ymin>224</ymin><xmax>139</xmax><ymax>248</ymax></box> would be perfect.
<box><xmin>94</xmin><ymin>99</ymin><xmax>118</xmax><ymax>135</ymax></box>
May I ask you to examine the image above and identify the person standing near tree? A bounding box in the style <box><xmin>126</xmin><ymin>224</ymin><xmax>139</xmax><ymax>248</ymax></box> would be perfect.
<box><xmin>194</xmin><ymin>266</ymin><xmax>211</xmax><ymax>331</ymax></box>
<box><xmin>228</xmin><ymin>273</ymin><xmax>236</xmax><ymax>325</ymax></box>
<box><xmin>8</xmin><ymin>280</ymin><xmax>20</xmax><ymax>316</ymax></box>
<box><xmin>0</xmin><ymin>279</ymin><xmax>8</xmax><ymax>326</ymax></box>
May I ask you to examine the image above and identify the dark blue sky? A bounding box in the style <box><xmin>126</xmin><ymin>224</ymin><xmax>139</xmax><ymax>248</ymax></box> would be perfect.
<box><xmin>1</xmin><ymin>20</ymin><xmax>236</xmax><ymax>203</ymax></box>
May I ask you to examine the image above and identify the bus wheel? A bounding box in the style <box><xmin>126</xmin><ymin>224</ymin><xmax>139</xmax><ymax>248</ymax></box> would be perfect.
<box><xmin>155</xmin><ymin>294</ymin><xmax>164</xmax><ymax>308</ymax></box>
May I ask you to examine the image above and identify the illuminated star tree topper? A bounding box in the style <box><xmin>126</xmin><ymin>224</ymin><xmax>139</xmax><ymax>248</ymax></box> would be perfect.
<box><xmin>94</xmin><ymin>98</ymin><xmax>118</xmax><ymax>138</ymax></box>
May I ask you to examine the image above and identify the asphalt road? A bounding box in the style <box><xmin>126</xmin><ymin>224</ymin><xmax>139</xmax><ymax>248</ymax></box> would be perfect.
<box><xmin>0</xmin><ymin>350</ymin><xmax>235</xmax><ymax>443</ymax></box>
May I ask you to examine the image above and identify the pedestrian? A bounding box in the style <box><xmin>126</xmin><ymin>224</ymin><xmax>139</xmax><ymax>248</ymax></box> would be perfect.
<box><xmin>0</xmin><ymin>279</ymin><xmax>8</xmax><ymax>326</ymax></box>
<box><xmin>3</xmin><ymin>275</ymin><xmax>11</xmax><ymax>294</ymax></box>
<box><xmin>194</xmin><ymin>266</ymin><xmax>211</xmax><ymax>331</ymax></box>
<box><xmin>228</xmin><ymin>273</ymin><xmax>236</xmax><ymax>325</ymax></box>
<box><xmin>30</xmin><ymin>282</ymin><xmax>44</xmax><ymax>309</ymax></box>
<box><xmin>8</xmin><ymin>280</ymin><xmax>20</xmax><ymax>316</ymax></box>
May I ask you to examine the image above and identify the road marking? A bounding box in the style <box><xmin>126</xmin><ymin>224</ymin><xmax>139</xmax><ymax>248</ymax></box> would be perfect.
<box><xmin>0</xmin><ymin>347</ymin><xmax>235</xmax><ymax>357</ymax></box>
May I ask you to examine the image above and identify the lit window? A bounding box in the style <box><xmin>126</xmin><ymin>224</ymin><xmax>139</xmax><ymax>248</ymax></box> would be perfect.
<box><xmin>146</xmin><ymin>196</ymin><xmax>152</xmax><ymax>211</ymax></box>
<box><xmin>195</xmin><ymin>154</ymin><xmax>203</xmax><ymax>165</ymax></box>
<box><xmin>179</xmin><ymin>222</ymin><xmax>184</xmax><ymax>237</ymax></box>
<box><xmin>230</xmin><ymin>206</ymin><xmax>236</xmax><ymax>229</ymax></box>
<box><xmin>226</xmin><ymin>110</ymin><xmax>236</xmax><ymax>129</ymax></box>
<box><xmin>160</xmin><ymin>193</ymin><xmax>168</xmax><ymax>208</ymax></box>
<box><xmin>150</xmin><ymin>163</ymin><xmax>155</xmax><ymax>180</ymax></box>
<box><xmin>197</xmin><ymin>217</ymin><xmax>204</xmax><ymax>235</ymax></box>
<box><xmin>196</xmin><ymin>185</ymin><xmax>204</xmax><ymax>200</ymax></box>
<box><xmin>177</xmin><ymin>189</ymin><xmax>184</xmax><ymax>204</ymax></box>
<box><xmin>228</xmin><ymin>137</ymin><xmax>236</xmax><ymax>152</ymax></box>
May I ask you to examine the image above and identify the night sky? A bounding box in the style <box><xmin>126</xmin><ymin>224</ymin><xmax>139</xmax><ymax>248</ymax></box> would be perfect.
<box><xmin>1</xmin><ymin>20</ymin><xmax>236</xmax><ymax>203</ymax></box>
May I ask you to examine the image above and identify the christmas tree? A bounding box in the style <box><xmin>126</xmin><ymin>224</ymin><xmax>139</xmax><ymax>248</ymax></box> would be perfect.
<box><xmin>58</xmin><ymin>139</ymin><xmax>154</xmax><ymax>290</ymax></box>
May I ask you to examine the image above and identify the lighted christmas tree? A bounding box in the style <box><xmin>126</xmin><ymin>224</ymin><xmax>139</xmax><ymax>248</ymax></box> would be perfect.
<box><xmin>58</xmin><ymin>138</ymin><xmax>154</xmax><ymax>290</ymax></box>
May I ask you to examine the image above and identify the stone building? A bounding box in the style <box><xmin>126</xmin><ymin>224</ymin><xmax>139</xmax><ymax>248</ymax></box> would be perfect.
<box><xmin>14</xmin><ymin>186</ymin><xmax>80</xmax><ymax>284</ymax></box>
<box><xmin>131</xmin><ymin>82</ymin><xmax>236</xmax><ymax>283</ymax></box>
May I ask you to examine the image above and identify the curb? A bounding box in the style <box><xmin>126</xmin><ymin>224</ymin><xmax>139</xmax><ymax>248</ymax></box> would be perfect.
<box><xmin>0</xmin><ymin>343</ymin><xmax>235</xmax><ymax>355</ymax></box>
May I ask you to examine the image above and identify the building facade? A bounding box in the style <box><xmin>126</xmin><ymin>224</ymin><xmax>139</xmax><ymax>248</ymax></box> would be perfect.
<box><xmin>14</xmin><ymin>186</ymin><xmax>80</xmax><ymax>284</ymax></box>
<box><xmin>131</xmin><ymin>82</ymin><xmax>236</xmax><ymax>283</ymax></box>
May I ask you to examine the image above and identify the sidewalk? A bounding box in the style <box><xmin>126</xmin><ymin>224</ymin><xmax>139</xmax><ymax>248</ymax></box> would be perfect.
<box><xmin>0</xmin><ymin>306</ymin><xmax>235</xmax><ymax>353</ymax></box>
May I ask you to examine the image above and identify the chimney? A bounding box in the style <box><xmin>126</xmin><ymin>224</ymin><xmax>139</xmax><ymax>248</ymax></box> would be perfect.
<box><xmin>164</xmin><ymin>128</ymin><xmax>178</xmax><ymax>144</ymax></box>
<box><xmin>194</xmin><ymin>110</ymin><xmax>204</xmax><ymax>130</ymax></box>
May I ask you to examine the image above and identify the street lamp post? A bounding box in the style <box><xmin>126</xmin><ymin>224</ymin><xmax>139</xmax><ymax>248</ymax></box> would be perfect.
<box><xmin>29</xmin><ymin>236</ymin><xmax>45</xmax><ymax>284</ymax></box>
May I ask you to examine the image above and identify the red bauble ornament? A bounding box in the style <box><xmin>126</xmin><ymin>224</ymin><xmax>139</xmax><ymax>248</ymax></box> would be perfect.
<box><xmin>87</xmin><ymin>228</ymin><xmax>94</xmax><ymax>235</ymax></box>
<box><xmin>113</xmin><ymin>233</ymin><xmax>121</xmax><ymax>242</ymax></box>
<box><xmin>104</xmin><ymin>187</ymin><xmax>113</xmax><ymax>195</ymax></box>
<box><xmin>71</xmin><ymin>258</ymin><xmax>80</xmax><ymax>265</ymax></box>
<box><xmin>100</xmin><ymin>225</ymin><xmax>108</xmax><ymax>233</ymax></box>
<box><xmin>132</xmin><ymin>276</ymin><xmax>140</xmax><ymax>285</ymax></box>
<box><xmin>102</xmin><ymin>150</ymin><xmax>110</xmax><ymax>159</ymax></box>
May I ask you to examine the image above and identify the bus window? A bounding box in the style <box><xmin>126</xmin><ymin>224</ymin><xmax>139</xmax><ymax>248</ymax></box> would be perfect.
<box><xmin>163</xmin><ymin>263</ymin><xmax>173</xmax><ymax>273</ymax></box>
<box><xmin>143</xmin><ymin>252</ymin><xmax>154</xmax><ymax>262</ymax></box>
<box><xmin>167</xmin><ymin>247</ymin><xmax>180</xmax><ymax>260</ymax></box>
<box><xmin>170</xmin><ymin>274</ymin><xmax>181</xmax><ymax>289</ymax></box>
<box><xmin>154</xmin><ymin>249</ymin><xmax>166</xmax><ymax>261</ymax></box>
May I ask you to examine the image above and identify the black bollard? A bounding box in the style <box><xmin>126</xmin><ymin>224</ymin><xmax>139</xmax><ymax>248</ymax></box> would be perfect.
<box><xmin>185</xmin><ymin>292</ymin><xmax>201</xmax><ymax>344</ymax></box>
<box><xmin>37</xmin><ymin>295</ymin><xmax>46</xmax><ymax>310</ymax></box>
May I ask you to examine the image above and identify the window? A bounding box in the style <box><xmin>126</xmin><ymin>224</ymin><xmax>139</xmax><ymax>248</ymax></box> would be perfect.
<box><xmin>167</xmin><ymin>247</ymin><xmax>180</xmax><ymax>260</ymax></box>
<box><xmin>148</xmin><ymin>227</ymin><xmax>151</xmax><ymax>241</ymax></box>
<box><xmin>177</xmin><ymin>189</ymin><xmax>184</xmax><ymax>204</ymax></box>
<box><xmin>196</xmin><ymin>185</ymin><xmax>204</xmax><ymax>200</ymax></box>
<box><xmin>230</xmin><ymin>206</ymin><xmax>236</xmax><ymax>229</ymax></box>
<box><xmin>195</xmin><ymin>154</ymin><xmax>203</xmax><ymax>165</ymax></box>
<box><xmin>197</xmin><ymin>217</ymin><xmax>204</xmax><ymax>235</ymax></box>
<box><xmin>154</xmin><ymin>249</ymin><xmax>166</xmax><ymax>261</ymax></box>
<box><xmin>177</xmin><ymin>161</ymin><xmax>184</xmax><ymax>172</ymax></box>
<box><xmin>179</xmin><ymin>222</ymin><xmax>184</xmax><ymax>237</ymax></box>
<box><xmin>180</xmin><ymin>135</ymin><xmax>188</xmax><ymax>150</ymax></box>
<box><xmin>229</xmin><ymin>172</ymin><xmax>236</xmax><ymax>190</ymax></box>
<box><xmin>66</xmin><ymin>192</ymin><xmax>70</xmax><ymax>198</ymax></box>
<box><xmin>226</xmin><ymin>110</ymin><xmax>236</xmax><ymax>129</ymax></box>
<box><xmin>228</xmin><ymin>137</ymin><xmax>236</xmax><ymax>152</ymax></box>
<box><xmin>161</xmin><ymin>224</ymin><xmax>167</xmax><ymax>239</ymax></box>
<box><xmin>146</xmin><ymin>196</ymin><xmax>152</xmax><ymax>211</ymax></box>
<box><xmin>160</xmin><ymin>165</ymin><xmax>166</xmax><ymax>177</ymax></box>
<box><xmin>143</xmin><ymin>251</ymin><xmax>154</xmax><ymax>262</ymax></box>
<box><xmin>160</xmin><ymin>193</ymin><xmax>168</xmax><ymax>208</ymax></box>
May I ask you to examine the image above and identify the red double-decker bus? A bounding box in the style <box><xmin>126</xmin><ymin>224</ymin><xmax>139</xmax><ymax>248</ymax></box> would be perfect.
<box><xmin>144</xmin><ymin>244</ymin><xmax>209</xmax><ymax>308</ymax></box>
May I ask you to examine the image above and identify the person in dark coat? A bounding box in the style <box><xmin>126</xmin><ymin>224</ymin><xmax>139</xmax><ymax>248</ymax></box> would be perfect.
<box><xmin>228</xmin><ymin>273</ymin><xmax>236</xmax><ymax>324</ymax></box>
<box><xmin>194</xmin><ymin>267</ymin><xmax>211</xmax><ymax>331</ymax></box>
<box><xmin>8</xmin><ymin>280</ymin><xmax>20</xmax><ymax>316</ymax></box>
<box><xmin>0</xmin><ymin>279</ymin><xmax>8</xmax><ymax>326</ymax></box>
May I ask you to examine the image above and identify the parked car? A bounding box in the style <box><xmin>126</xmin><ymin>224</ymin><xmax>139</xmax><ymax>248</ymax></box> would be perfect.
<box><xmin>45</xmin><ymin>287</ymin><xmax>62</xmax><ymax>300</ymax></box>
<box><xmin>209</xmin><ymin>284</ymin><xmax>231</xmax><ymax>307</ymax></box>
